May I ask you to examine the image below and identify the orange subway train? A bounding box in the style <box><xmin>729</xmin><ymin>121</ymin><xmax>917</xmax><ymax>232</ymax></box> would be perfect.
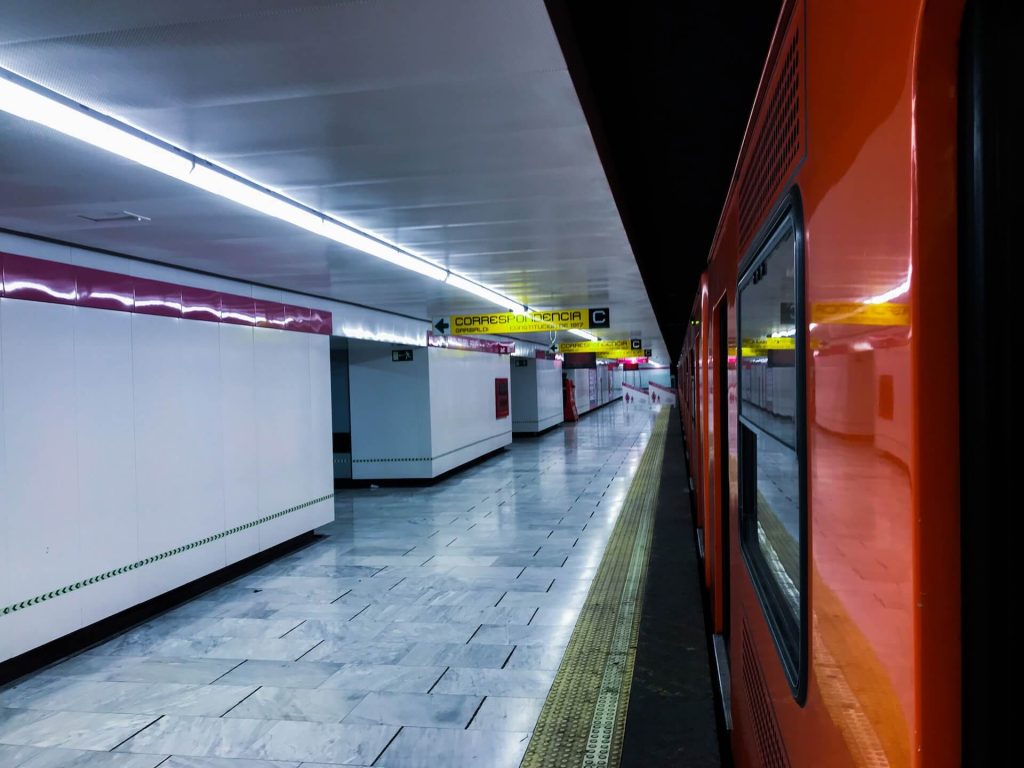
<box><xmin>676</xmin><ymin>0</ymin><xmax>1010</xmax><ymax>766</ymax></box>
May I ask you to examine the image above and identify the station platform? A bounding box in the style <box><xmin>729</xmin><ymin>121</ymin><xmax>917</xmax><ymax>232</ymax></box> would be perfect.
<box><xmin>0</xmin><ymin>404</ymin><xmax>718</xmax><ymax>768</ymax></box>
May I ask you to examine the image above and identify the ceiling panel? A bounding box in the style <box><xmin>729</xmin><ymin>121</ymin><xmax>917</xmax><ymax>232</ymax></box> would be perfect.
<box><xmin>0</xmin><ymin>0</ymin><xmax>666</xmax><ymax>360</ymax></box>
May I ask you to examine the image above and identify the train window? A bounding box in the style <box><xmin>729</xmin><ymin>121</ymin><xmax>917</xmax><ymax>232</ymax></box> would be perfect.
<box><xmin>737</xmin><ymin>201</ymin><xmax>806</xmax><ymax>700</ymax></box>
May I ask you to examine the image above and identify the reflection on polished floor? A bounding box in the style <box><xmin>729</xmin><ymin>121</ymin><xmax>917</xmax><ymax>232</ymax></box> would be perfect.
<box><xmin>0</xmin><ymin>404</ymin><xmax>655</xmax><ymax>768</ymax></box>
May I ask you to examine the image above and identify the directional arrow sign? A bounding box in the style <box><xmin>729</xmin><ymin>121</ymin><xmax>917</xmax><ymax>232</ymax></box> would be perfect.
<box><xmin>433</xmin><ymin>317</ymin><xmax>451</xmax><ymax>335</ymax></box>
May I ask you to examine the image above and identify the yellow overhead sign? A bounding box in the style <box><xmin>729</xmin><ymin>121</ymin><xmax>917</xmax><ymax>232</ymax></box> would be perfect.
<box><xmin>559</xmin><ymin>338</ymin><xmax>641</xmax><ymax>356</ymax></box>
<box><xmin>811</xmin><ymin>302</ymin><xmax>910</xmax><ymax>326</ymax></box>
<box><xmin>727</xmin><ymin>337</ymin><xmax>796</xmax><ymax>357</ymax></box>
<box><xmin>728</xmin><ymin>346</ymin><xmax>760</xmax><ymax>358</ymax></box>
<box><xmin>755</xmin><ymin>336</ymin><xmax>796</xmax><ymax>350</ymax></box>
<box><xmin>433</xmin><ymin>307</ymin><xmax>610</xmax><ymax>336</ymax></box>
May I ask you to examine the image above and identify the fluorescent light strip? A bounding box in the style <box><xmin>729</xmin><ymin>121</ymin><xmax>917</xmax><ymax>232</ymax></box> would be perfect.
<box><xmin>0</xmin><ymin>78</ymin><xmax>193</xmax><ymax>180</ymax></box>
<box><xmin>445</xmin><ymin>274</ymin><xmax>527</xmax><ymax>313</ymax></box>
<box><xmin>0</xmin><ymin>70</ymin><xmax>524</xmax><ymax>310</ymax></box>
<box><xmin>569</xmin><ymin>329</ymin><xmax>599</xmax><ymax>341</ymax></box>
<box><xmin>320</xmin><ymin>221</ymin><xmax>448</xmax><ymax>281</ymax></box>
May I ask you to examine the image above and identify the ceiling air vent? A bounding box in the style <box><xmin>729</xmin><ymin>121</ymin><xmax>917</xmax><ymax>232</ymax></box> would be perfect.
<box><xmin>741</xmin><ymin>619</ymin><xmax>792</xmax><ymax>768</ymax></box>
<box><xmin>76</xmin><ymin>210</ymin><xmax>151</xmax><ymax>224</ymax></box>
<box><xmin>737</xmin><ymin>6</ymin><xmax>805</xmax><ymax>250</ymax></box>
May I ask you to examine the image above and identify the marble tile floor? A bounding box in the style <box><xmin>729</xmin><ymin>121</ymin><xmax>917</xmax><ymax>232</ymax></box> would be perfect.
<box><xmin>0</xmin><ymin>405</ymin><xmax>656</xmax><ymax>767</ymax></box>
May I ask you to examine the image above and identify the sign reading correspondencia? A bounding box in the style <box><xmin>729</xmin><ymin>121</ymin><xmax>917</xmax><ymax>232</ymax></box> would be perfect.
<box><xmin>559</xmin><ymin>338</ymin><xmax>640</xmax><ymax>355</ymax></box>
<box><xmin>434</xmin><ymin>307</ymin><xmax>609</xmax><ymax>336</ymax></box>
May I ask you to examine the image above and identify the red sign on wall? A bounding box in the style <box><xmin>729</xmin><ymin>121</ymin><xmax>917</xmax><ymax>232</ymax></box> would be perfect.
<box><xmin>495</xmin><ymin>378</ymin><xmax>509</xmax><ymax>418</ymax></box>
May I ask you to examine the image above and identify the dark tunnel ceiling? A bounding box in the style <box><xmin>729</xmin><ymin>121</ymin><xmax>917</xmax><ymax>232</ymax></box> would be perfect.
<box><xmin>545</xmin><ymin>0</ymin><xmax>782</xmax><ymax>362</ymax></box>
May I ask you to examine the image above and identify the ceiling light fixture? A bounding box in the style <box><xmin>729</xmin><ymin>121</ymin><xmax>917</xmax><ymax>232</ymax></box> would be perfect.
<box><xmin>568</xmin><ymin>329</ymin><xmax>599</xmax><ymax>341</ymax></box>
<box><xmin>0</xmin><ymin>69</ymin><xmax>522</xmax><ymax>311</ymax></box>
<box><xmin>444</xmin><ymin>274</ymin><xmax>527</xmax><ymax>313</ymax></box>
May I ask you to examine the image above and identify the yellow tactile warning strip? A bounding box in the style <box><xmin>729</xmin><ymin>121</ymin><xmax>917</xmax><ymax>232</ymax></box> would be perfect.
<box><xmin>522</xmin><ymin>408</ymin><xmax>669</xmax><ymax>768</ymax></box>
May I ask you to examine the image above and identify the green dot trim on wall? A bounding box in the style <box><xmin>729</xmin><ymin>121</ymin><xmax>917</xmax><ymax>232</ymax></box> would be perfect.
<box><xmin>0</xmin><ymin>492</ymin><xmax>335</xmax><ymax>618</ymax></box>
<box><xmin>352</xmin><ymin>457</ymin><xmax>433</xmax><ymax>463</ymax></box>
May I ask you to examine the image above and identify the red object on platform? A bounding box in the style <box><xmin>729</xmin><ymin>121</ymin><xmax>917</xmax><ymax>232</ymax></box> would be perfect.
<box><xmin>563</xmin><ymin>377</ymin><xmax>578</xmax><ymax>422</ymax></box>
<box><xmin>495</xmin><ymin>378</ymin><xmax>509</xmax><ymax>418</ymax></box>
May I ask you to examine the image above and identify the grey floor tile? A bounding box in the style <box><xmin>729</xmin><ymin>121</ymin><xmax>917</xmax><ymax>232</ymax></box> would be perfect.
<box><xmin>210</xmin><ymin>660</ymin><xmax>342</xmax><ymax>689</ymax></box>
<box><xmin>506</xmin><ymin>573</ymin><xmax>559</xmax><ymax>592</ymax></box>
<box><xmin>41</xmin><ymin>656</ymin><xmax>243</xmax><ymax>685</ymax></box>
<box><xmin>347</xmin><ymin>603</ymin><xmax>427</xmax><ymax>624</ymax></box>
<box><xmin>191</xmin><ymin>618</ymin><xmax>307</xmax><ymax>639</ymax></box>
<box><xmin>298</xmin><ymin>640</ymin><xmax>414</xmax><ymax>665</ymax></box>
<box><xmin>161</xmin><ymin>638</ymin><xmax>321</xmax><ymax>663</ymax></box>
<box><xmin>83</xmin><ymin>620</ymin><xmax>222</xmax><ymax>657</ymax></box>
<box><xmin>468</xmin><ymin>696</ymin><xmax>546</xmax><ymax>731</ymax></box>
<box><xmin>114</xmin><ymin>715</ymin><xmax>274</xmax><ymax>759</ymax></box>
<box><xmin>342</xmin><ymin>692</ymin><xmax>482</xmax><ymax>729</ymax></box>
<box><xmin>470</xmin><ymin>623</ymin><xmax>575</xmax><ymax>647</ymax></box>
<box><xmin>266</xmin><ymin>602</ymin><xmax>370</xmax><ymax>621</ymax></box>
<box><xmin>529</xmin><ymin>605</ymin><xmax>584</xmax><ymax>626</ymax></box>
<box><xmin>503</xmin><ymin>645</ymin><xmax>568</xmax><ymax>671</ymax></box>
<box><xmin>422</xmin><ymin>605</ymin><xmax>536</xmax><ymax>626</ymax></box>
<box><xmin>250</xmin><ymin>720</ymin><xmax>397</xmax><ymax>764</ymax></box>
<box><xmin>397</xmin><ymin>643</ymin><xmax>513</xmax><ymax>670</ymax></box>
<box><xmin>0</xmin><ymin>708</ymin><xmax>158</xmax><ymax>750</ymax></box>
<box><xmin>376</xmin><ymin>622</ymin><xmax>480</xmax><ymax>645</ymax></box>
<box><xmin>421</xmin><ymin>556</ymin><xmax>498</xmax><ymax>567</ymax></box>
<box><xmin>280</xmin><ymin>619</ymin><xmax>390</xmax><ymax>645</ymax></box>
<box><xmin>14</xmin><ymin>748</ymin><xmax>168</xmax><ymax>768</ymax></box>
<box><xmin>158</xmin><ymin>757</ymin><xmax>299</xmax><ymax>768</ymax></box>
<box><xmin>373</xmin><ymin>726</ymin><xmax>531</xmax><ymax>768</ymax></box>
<box><xmin>224</xmin><ymin>687</ymin><xmax>366</xmax><ymax>723</ymax></box>
<box><xmin>431</xmin><ymin>668</ymin><xmax>555</xmax><ymax>698</ymax></box>
<box><xmin>0</xmin><ymin>744</ymin><xmax>42</xmax><ymax>766</ymax></box>
<box><xmin>407</xmin><ymin>590</ymin><xmax>506</xmax><ymax>609</ymax></box>
<box><xmin>495</xmin><ymin>590</ymin><xmax>587</xmax><ymax>609</ymax></box>
<box><xmin>318</xmin><ymin>665</ymin><xmax>445</xmax><ymax>694</ymax></box>
<box><xmin>0</xmin><ymin>677</ymin><xmax>255</xmax><ymax>718</ymax></box>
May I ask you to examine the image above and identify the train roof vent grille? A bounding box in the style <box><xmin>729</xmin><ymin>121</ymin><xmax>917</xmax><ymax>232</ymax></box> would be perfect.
<box><xmin>742</xmin><ymin>619</ymin><xmax>792</xmax><ymax>768</ymax></box>
<box><xmin>737</xmin><ymin>10</ymin><xmax>804</xmax><ymax>250</ymax></box>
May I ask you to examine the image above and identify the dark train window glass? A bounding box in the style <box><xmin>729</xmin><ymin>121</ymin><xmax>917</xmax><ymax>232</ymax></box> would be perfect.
<box><xmin>737</xmin><ymin>205</ymin><xmax>806</xmax><ymax>699</ymax></box>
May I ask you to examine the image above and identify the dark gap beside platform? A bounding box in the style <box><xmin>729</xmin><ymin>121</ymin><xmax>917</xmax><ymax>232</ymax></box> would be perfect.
<box><xmin>621</xmin><ymin>408</ymin><xmax>725</xmax><ymax>767</ymax></box>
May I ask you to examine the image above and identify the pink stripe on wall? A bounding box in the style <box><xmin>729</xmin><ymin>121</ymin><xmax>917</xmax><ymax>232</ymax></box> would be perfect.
<box><xmin>426</xmin><ymin>332</ymin><xmax>514</xmax><ymax>355</ymax></box>
<box><xmin>0</xmin><ymin>251</ymin><xmax>332</xmax><ymax>335</ymax></box>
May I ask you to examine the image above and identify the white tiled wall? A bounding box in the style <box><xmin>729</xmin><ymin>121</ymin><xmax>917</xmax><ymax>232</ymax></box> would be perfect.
<box><xmin>428</xmin><ymin>347</ymin><xmax>512</xmax><ymax>477</ymax></box>
<box><xmin>74</xmin><ymin>306</ymin><xmax>138</xmax><ymax>626</ymax></box>
<box><xmin>220</xmin><ymin>323</ymin><xmax>261</xmax><ymax>565</ymax></box>
<box><xmin>511</xmin><ymin>357</ymin><xmax>563</xmax><ymax>434</ymax></box>
<box><xmin>0</xmin><ymin>240</ymin><xmax>334</xmax><ymax>663</ymax></box>
<box><xmin>1</xmin><ymin>300</ymin><xmax>82</xmax><ymax>654</ymax></box>
<box><xmin>348</xmin><ymin>341</ymin><xmax>513</xmax><ymax>479</ymax></box>
<box><xmin>348</xmin><ymin>340</ymin><xmax>433</xmax><ymax>480</ymax></box>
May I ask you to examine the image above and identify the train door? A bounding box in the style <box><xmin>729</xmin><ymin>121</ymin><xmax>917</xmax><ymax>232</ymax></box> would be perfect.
<box><xmin>716</xmin><ymin>297</ymin><xmax>731</xmax><ymax>644</ymax></box>
<box><xmin>705</xmin><ymin>313</ymin><xmax>717</xmax><ymax>592</ymax></box>
<box><xmin>693</xmin><ymin>330</ymin><xmax>704</xmax><ymax>539</ymax></box>
<box><xmin>688</xmin><ymin>343</ymin><xmax>704</xmax><ymax>535</ymax></box>
<box><xmin>711</xmin><ymin>295</ymin><xmax>733</xmax><ymax>729</ymax></box>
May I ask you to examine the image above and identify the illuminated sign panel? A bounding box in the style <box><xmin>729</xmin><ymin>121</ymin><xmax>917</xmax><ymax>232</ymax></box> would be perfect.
<box><xmin>433</xmin><ymin>307</ymin><xmax>610</xmax><ymax>335</ymax></box>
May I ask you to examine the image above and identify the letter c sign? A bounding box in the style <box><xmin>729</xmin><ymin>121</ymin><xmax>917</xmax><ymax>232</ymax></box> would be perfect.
<box><xmin>589</xmin><ymin>307</ymin><xmax>610</xmax><ymax>329</ymax></box>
